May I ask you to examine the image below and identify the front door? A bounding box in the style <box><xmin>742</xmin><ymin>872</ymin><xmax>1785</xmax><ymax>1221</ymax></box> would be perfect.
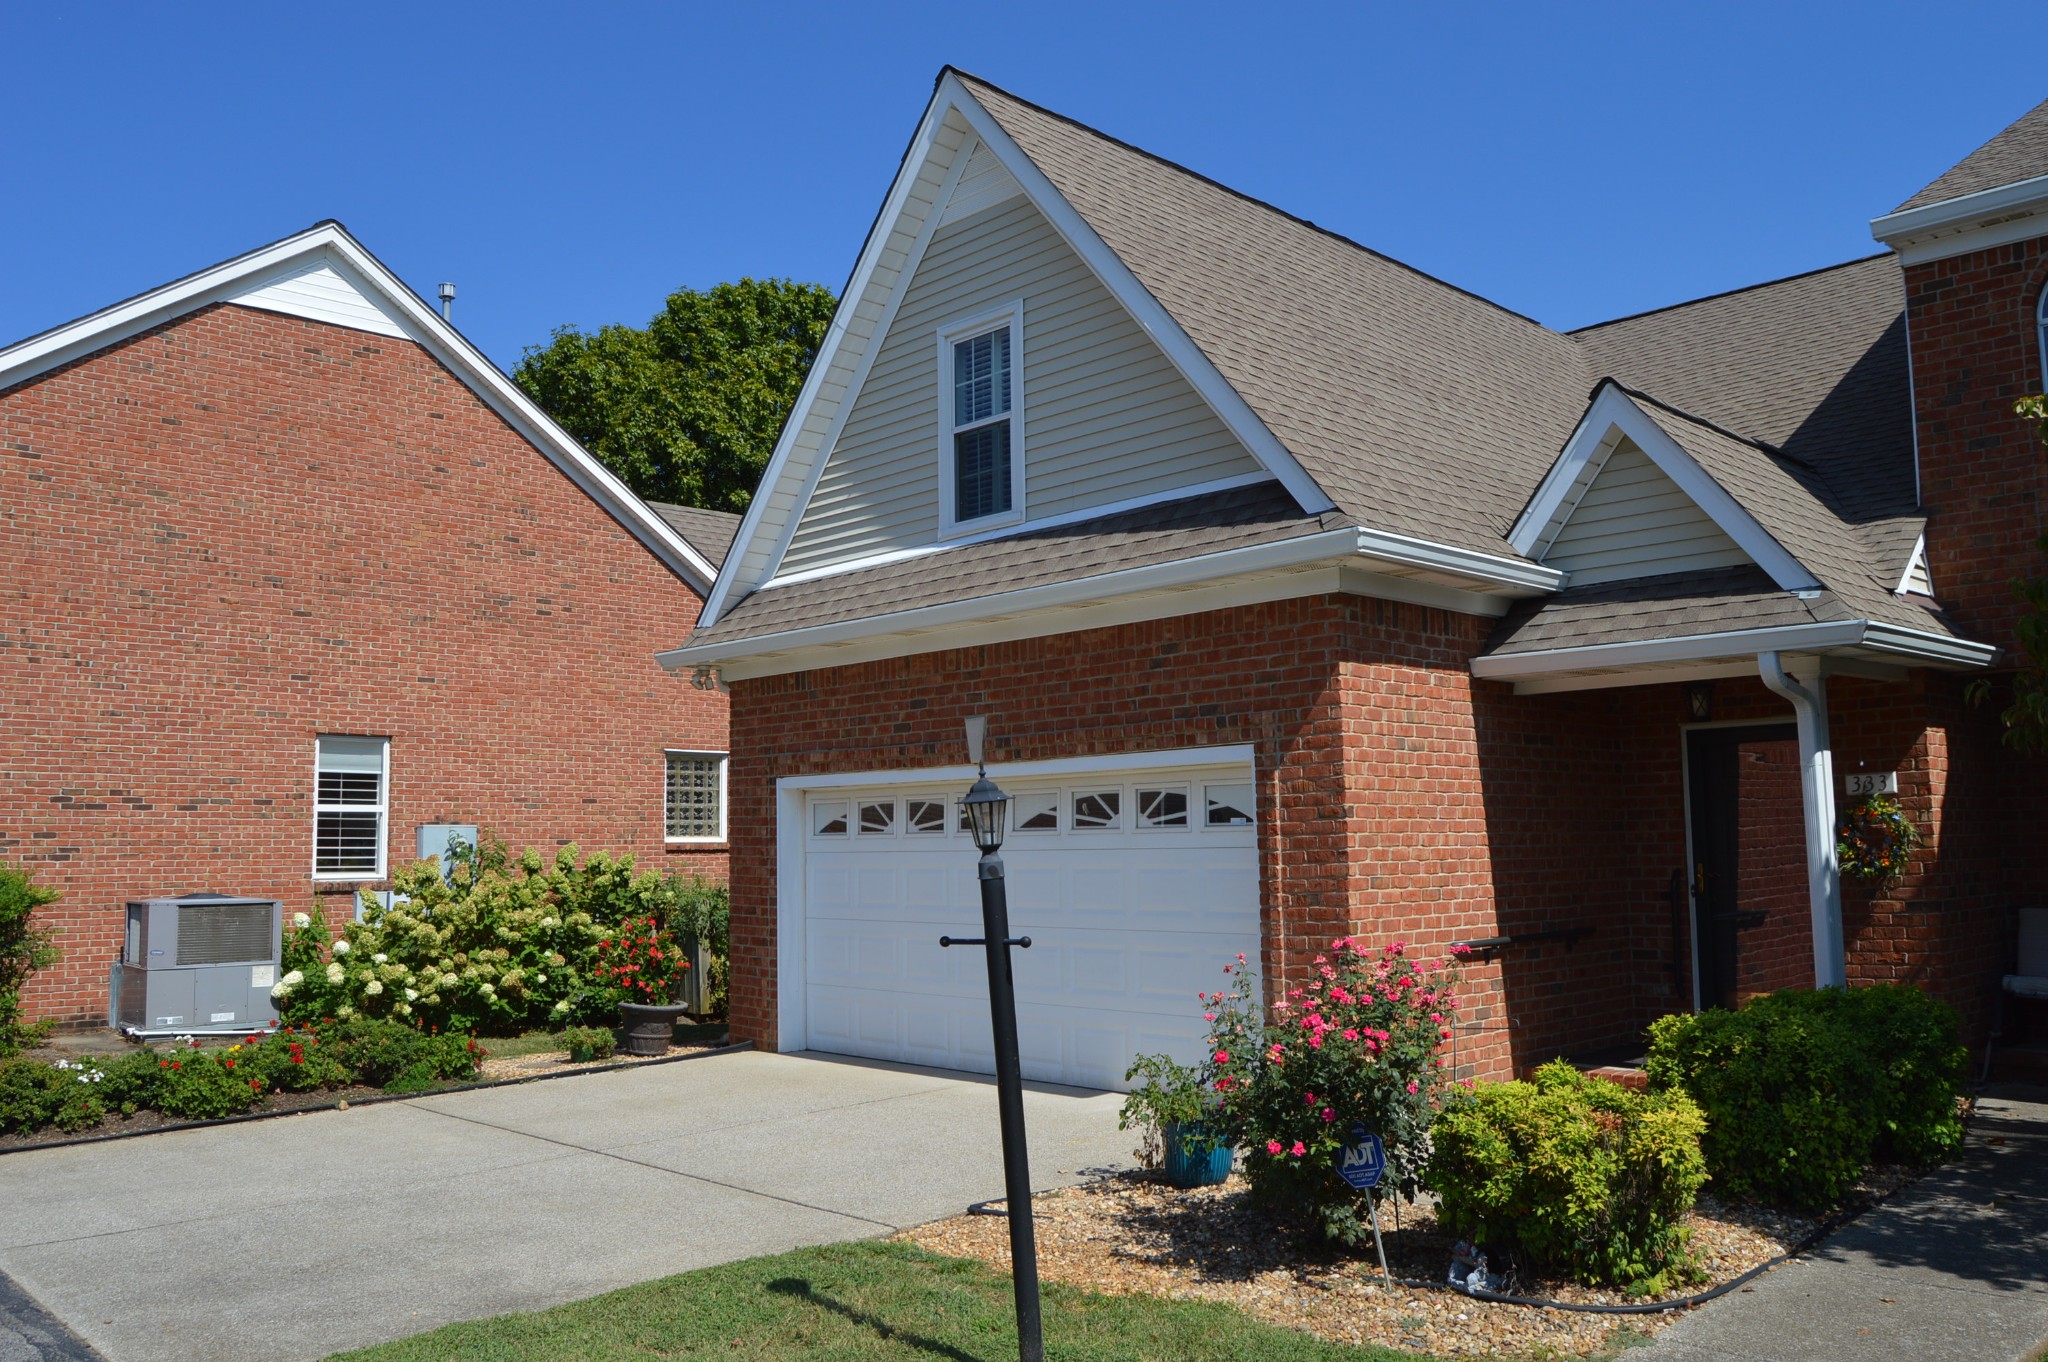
<box><xmin>1685</xmin><ymin>723</ymin><xmax>1810</xmax><ymax>1009</ymax></box>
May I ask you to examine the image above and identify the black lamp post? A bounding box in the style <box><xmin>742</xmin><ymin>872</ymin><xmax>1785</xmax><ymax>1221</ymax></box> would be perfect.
<box><xmin>940</xmin><ymin>718</ymin><xmax>1044</xmax><ymax>1362</ymax></box>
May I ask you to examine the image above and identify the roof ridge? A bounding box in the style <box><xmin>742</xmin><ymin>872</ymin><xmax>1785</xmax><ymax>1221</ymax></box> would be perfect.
<box><xmin>1568</xmin><ymin>254</ymin><xmax>1894</xmax><ymax>335</ymax></box>
<box><xmin>1602</xmin><ymin>379</ymin><xmax>1802</xmax><ymax>463</ymax></box>
<box><xmin>941</xmin><ymin>66</ymin><xmax>1563</xmax><ymax>338</ymax></box>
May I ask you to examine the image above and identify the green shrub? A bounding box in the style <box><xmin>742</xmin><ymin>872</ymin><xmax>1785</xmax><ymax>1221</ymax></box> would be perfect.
<box><xmin>664</xmin><ymin>874</ymin><xmax>730</xmax><ymax>1018</ymax></box>
<box><xmin>318</xmin><ymin>1016</ymin><xmax>480</xmax><ymax>1092</ymax></box>
<box><xmin>241</xmin><ymin>1025</ymin><xmax>352</xmax><ymax>1093</ymax></box>
<box><xmin>95</xmin><ymin>1049</ymin><xmax>166</xmax><ymax>1115</ymax></box>
<box><xmin>274</xmin><ymin>844</ymin><xmax>676</xmax><ymax>1035</ymax></box>
<box><xmin>560</xmin><ymin>1025</ymin><xmax>616</xmax><ymax>1062</ymax></box>
<box><xmin>1645</xmin><ymin>984</ymin><xmax>1965</xmax><ymax>1210</ymax></box>
<box><xmin>149</xmin><ymin>1046</ymin><xmax>266</xmax><ymax>1121</ymax></box>
<box><xmin>0</xmin><ymin>1057</ymin><xmax>105</xmax><ymax>1133</ymax></box>
<box><xmin>1428</xmin><ymin>1062</ymin><xmax>1708</xmax><ymax>1291</ymax></box>
<box><xmin>0</xmin><ymin>860</ymin><xmax>61</xmax><ymax>1057</ymax></box>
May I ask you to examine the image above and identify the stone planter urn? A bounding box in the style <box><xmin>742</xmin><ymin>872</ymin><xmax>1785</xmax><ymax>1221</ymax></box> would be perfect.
<box><xmin>617</xmin><ymin>1001</ymin><xmax>690</xmax><ymax>1056</ymax></box>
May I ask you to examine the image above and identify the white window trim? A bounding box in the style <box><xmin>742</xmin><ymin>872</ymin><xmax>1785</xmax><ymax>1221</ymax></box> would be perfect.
<box><xmin>936</xmin><ymin>299</ymin><xmax>1026</xmax><ymax>538</ymax></box>
<box><xmin>312</xmin><ymin>735</ymin><xmax>389</xmax><ymax>881</ymax></box>
<box><xmin>2037</xmin><ymin>282</ymin><xmax>2048</xmax><ymax>393</ymax></box>
<box><xmin>665</xmin><ymin>750</ymin><xmax>730</xmax><ymax>845</ymax></box>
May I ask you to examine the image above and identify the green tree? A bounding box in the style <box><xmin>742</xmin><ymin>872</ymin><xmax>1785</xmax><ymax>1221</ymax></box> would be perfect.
<box><xmin>0</xmin><ymin>860</ymin><xmax>60</xmax><ymax>1056</ymax></box>
<box><xmin>514</xmin><ymin>277</ymin><xmax>836</xmax><ymax>512</ymax></box>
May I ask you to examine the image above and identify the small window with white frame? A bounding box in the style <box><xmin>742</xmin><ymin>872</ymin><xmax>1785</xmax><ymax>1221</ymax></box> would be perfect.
<box><xmin>2038</xmin><ymin>282</ymin><xmax>2048</xmax><ymax>392</ymax></box>
<box><xmin>938</xmin><ymin>302</ymin><xmax>1024</xmax><ymax>534</ymax></box>
<box><xmin>314</xmin><ymin>735</ymin><xmax>389</xmax><ymax>879</ymax></box>
<box><xmin>665</xmin><ymin>751</ymin><xmax>727</xmax><ymax>842</ymax></box>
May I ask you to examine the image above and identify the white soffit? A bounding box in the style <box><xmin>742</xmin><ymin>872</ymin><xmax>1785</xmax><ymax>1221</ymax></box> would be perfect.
<box><xmin>698</xmin><ymin>72</ymin><xmax>1343</xmax><ymax>631</ymax></box>
<box><xmin>1509</xmin><ymin>383</ymin><xmax>1817</xmax><ymax>592</ymax></box>
<box><xmin>0</xmin><ymin>222</ymin><xmax>718</xmax><ymax>594</ymax></box>
<box><xmin>1870</xmin><ymin>174</ymin><xmax>2048</xmax><ymax>265</ymax></box>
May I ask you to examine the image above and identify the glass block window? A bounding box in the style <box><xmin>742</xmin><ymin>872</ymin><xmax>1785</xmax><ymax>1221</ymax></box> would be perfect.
<box><xmin>1014</xmin><ymin>790</ymin><xmax>1058</xmax><ymax>832</ymax></box>
<box><xmin>1205</xmin><ymin>782</ymin><xmax>1256</xmax><ymax>827</ymax></box>
<box><xmin>858</xmin><ymin>800</ymin><xmax>897</xmax><ymax>835</ymax></box>
<box><xmin>315</xmin><ymin>736</ymin><xmax>388</xmax><ymax>877</ymax></box>
<box><xmin>1136</xmin><ymin>786</ymin><xmax>1189</xmax><ymax>829</ymax></box>
<box><xmin>1072</xmin><ymin>789</ymin><xmax>1121</xmax><ymax>830</ymax></box>
<box><xmin>906</xmin><ymin>799</ymin><xmax>948</xmax><ymax>834</ymax></box>
<box><xmin>812</xmin><ymin>800</ymin><xmax>849</xmax><ymax>837</ymax></box>
<box><xmin>665</xmin><ymin>752</ymin><xmax>726</xmax><ymax>841</ymax></box>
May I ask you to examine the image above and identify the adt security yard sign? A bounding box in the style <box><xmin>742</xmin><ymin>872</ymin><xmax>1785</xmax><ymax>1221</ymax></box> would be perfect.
<box><xmin>1336</xmin><ymin>1127</ymin><xmax>1386</xmax><ymax>1190</ymax></box>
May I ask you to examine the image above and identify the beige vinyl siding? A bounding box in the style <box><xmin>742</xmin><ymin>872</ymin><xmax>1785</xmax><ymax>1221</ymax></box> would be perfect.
<box><xmin>779</xmin><ymin>193</ymin><xmax>1263</xmax><ymax>574</ymax></box>
<box><xmin>1544</xmin><ymin>440</ymin><xmax>1751</xmax><ymax>586</ymax></box>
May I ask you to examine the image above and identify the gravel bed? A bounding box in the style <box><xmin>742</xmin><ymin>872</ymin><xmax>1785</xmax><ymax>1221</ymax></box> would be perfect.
<box><xmin>896</xmin><ymin>1166</ymin><xmax>1922</xmax><ymax>1359</ymax></box>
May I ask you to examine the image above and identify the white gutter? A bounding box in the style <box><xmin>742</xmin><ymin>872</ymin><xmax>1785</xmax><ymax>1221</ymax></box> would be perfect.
<box><xmin>1472</xmin><ymin>618</ymin><xmax>1995</xmax><ymax>680</ymax></box>
<box><xmin>1869</xmin><ymin>171</ymin><xmax>2048</xmax><ymax>245</ymax></box>
<box><xmin>1759</xmin><ymin>652</ymin><xmax>1846</xmax><ymax>990</ymax></box>
<box><xmin>660</xmin><ymin>526</ymin><xmax>1557</xmax><ymax>670</ymax></box>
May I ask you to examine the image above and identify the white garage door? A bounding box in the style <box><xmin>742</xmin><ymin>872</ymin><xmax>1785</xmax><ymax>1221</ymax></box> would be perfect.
<box><xmin>799</xmin><ymin>756</ymin><xmax>1260</xmax><ymax>1090</ymax></box>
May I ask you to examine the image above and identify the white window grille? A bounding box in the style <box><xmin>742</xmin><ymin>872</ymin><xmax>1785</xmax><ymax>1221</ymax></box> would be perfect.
<box><xmin>314</xmin><ymin>736</ymin><xmax>388</xmax><ymax>878</ymax></box>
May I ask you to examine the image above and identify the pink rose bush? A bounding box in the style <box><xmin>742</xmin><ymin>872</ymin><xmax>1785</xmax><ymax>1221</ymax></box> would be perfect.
<box><xmin>1200</xmin><ymin>939</ymin><xmax>1468</xmax><ymax>1245</ymax></box>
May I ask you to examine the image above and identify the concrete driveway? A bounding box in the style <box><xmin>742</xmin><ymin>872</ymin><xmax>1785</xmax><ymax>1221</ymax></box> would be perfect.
<box><xmin>0</xmin><ymin>1050</ymin><xmax>1133</xmax><ymax>1362</ymax></box>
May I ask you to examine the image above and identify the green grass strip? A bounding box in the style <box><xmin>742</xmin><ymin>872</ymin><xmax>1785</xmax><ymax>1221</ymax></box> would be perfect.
<box><xmin>327</xmin><ymin>1238</ymin><xmax>1430</xmax><ymax>1362</ymax></box>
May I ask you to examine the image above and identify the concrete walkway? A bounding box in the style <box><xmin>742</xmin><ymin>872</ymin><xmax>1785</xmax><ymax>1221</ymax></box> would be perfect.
<box><xmin>1645</xmin><ymin>1085</ymin><xmax>2048</xmax><ymax>1362</ymax></box>
<box><xmin>0</xmin><ymin>1050</ymin><xmax>1131</xmax><ymax>1362</ymax></box>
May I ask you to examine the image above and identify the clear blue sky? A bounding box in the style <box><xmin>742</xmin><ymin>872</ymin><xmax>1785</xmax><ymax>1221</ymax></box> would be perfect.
<box><xmin>5</xmin><ymin>2</ymin><xmax>2042</xmax><ymax>372</ymax></box>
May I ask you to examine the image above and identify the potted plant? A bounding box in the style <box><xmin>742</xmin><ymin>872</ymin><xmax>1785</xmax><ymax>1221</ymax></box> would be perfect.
<box><xmin>1120</xmin><ymin>1052</ymin><xmax>1234</xmax><ymax>1188</ymax></box>
<box><xmin>597</xmin><ymin>917</ymin><xmax>693</xmax><ymax>1055</ymax></box>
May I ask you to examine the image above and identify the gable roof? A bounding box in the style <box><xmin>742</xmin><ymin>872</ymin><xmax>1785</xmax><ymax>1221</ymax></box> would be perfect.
<box><xmin>0</xmin><ymin>222</ymin><xmax>720</xmax><ymax>595</ymax></box>
<box><xmin>1894</xmin><ymin>96</ymin><xmax>2048</xmax><ymax>213</ymax></box>
<box><xmin>677</xmin><ymin>71</ymin><xmax>1978</xmax><ymax>678</ymax></box>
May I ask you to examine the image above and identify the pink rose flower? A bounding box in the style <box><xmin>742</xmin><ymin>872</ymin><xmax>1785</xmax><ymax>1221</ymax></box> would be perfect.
<box><xmin>1266</xmin><ymin>1140</ymin><xmax>1284</xmax><ymax>1155</ymax></box>
<box><xmin>1290</xmin><ymin>1141</ymin><xmax>1307</xmax><ymax>1157</ymax></box>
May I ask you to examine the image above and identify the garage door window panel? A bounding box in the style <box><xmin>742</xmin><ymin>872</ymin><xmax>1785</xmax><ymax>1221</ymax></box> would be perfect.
<box><xmin>905</xmin><ymin>798</ymin><xmax>949</xmax><ymax>835</ymax></box>
<box><xmin>857</xmin><ymin>800</ymin><xmax>897</xmax><ymax>835</ymax></box>
<box><xmin>812</xmin><ymin>800</ymin><xmax>850</xmax><ymax>837</ymax></box>
<box><xmin>1014</xmin><ymin>790</ymin><xmax>1058</xmax><ymax>832</ymax></box>
<box><xmin>1072</xmin><ymin>789</ymin><xmax>1121</xmax><ymax>829</ymax></box>
<box><xmin>1136</xmin><ymin>786</ymin><xmax>1189</xmax><ymax>829</ymax></box>
<box><xmin>1205</xmin><ymin>782</ymin><xmax>1256</xmax><ymax>827</ymax></box>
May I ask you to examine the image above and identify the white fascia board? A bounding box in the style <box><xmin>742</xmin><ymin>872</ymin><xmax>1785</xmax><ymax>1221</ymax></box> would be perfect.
<box><xmin>0</xmin><ymin>223</ymin><xmax>718</xmax><ymax>594</ymax></box>
<box><xmin>1354</xmin><ymin>524</ymin><xmax>1563</xmax><ymax>591</ymax></box>
<box><xmin>1870</xmin><ymin>174</ymin><xmax>2048</xmax><ymax>263</ymax></box>
<box><xmin>698</xmin><ymin>92</ymin><xmax>964</xmax><ymax>628</ymax></box>
<box><xmin>1513</xmin><ymin>385</ymin><xmax>1817</xmax><ymax>592</ymax></box>
<box><xmin>1473</xmin><ymin>618</ymin><xmax>1995</xmax><ymax>681</ymax></box>
<box><xmin>942</xmin><ymin>75</ymin><xmax>1337</xmax><ymax>519</ymax></box>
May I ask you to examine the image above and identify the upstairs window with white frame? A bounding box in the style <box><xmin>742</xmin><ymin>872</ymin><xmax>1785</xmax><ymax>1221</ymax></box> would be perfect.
<box><xmin>314</xmin><ymin>736</ymin><xmax>388</xmax><ymax>879</ymax></box>
<box><xmin>939</xmin><ymin>304</ymin><xmax>1023</xmax><ymax>533</ymax></box>
<box><xmin>666</xmin><ymin>751</ymin><xmax>727</xmax><ymax>842</ymax></box>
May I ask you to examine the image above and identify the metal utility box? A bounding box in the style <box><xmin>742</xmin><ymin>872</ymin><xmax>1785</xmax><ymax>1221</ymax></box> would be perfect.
<box><xmin>112</xmin><ymin>893</ymin><xmax>282</xmax><ymax>1034</ymax></box>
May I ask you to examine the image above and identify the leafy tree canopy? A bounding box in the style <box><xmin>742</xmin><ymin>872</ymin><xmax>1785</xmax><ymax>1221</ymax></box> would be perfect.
<box><xmin>514</xmin><ymin>277</ymin><xmax>836</xmax><ymax>512</ymax></box>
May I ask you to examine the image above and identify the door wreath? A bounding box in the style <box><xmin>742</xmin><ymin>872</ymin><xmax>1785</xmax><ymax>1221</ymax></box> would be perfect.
<box><xmin>1836</xmin><ymin>793</ymin><xmax>1919</xmax><ymax>885</ymax></box>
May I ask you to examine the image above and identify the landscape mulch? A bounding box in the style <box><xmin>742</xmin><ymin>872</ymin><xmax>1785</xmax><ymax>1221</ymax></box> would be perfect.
<box><xmin>897</xmin><ymin>1165</ymin><xmax>1922</xmax><ymax>1359</ymax></box>
<box><xmin>0</xmin><ymin>1035</ymin><xmax>732</xmax><ymax>1154</ymax></box>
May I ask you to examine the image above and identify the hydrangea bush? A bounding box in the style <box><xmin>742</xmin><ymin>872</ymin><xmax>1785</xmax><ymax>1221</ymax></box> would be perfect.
<box><xmin>273</xmin><ymin>844</ymin><xmax>681</xmax><ymax>1034</ymax></box>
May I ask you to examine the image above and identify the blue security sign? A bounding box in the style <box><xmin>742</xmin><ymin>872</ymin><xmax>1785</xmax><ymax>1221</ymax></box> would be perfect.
<box><xmin>1336</xmin><ymin>1126</ymin><xmax>1386</xmax><ymax>1189</ymax></box>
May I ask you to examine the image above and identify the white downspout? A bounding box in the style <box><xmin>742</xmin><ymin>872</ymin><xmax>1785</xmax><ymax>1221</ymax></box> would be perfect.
<box><xmin>1758</xmin><ymin>652</ymin><xmax>1846</xmax><ymax>988</ymax></box>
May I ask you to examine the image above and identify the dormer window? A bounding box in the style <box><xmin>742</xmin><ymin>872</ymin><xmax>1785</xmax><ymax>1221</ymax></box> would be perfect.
<box><xmin>939</xmin><ymin>302</ymin><xmax>1024</xmax><ymax>534</ymax></box>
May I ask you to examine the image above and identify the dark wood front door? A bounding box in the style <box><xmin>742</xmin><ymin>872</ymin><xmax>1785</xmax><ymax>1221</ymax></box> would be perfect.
<box><xmin>1686</xmin><ymin>723</ymin><xmax>1807</xmax><ymax>1010</ymax></box>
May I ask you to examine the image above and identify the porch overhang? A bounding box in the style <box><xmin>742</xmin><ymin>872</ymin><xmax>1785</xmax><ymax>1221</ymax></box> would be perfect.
<box><xmin>1470</xmin><ymin>618</ymin><xmax>1997</xmax><ymax>695</ymax></box>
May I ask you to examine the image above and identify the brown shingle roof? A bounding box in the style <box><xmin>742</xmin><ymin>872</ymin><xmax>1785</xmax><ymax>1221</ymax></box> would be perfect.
<box><xmin>960</xmin><ymin>73</ymin><xmax>1593</xmax><ymax>559</ymax></box>
<box><xmin>1483</xmin><ymin>566</ymin><xmax>1835</xmax><ymax>657</ymax></box>
<box><xmin>1894</xmin><ymin>96</ymin><xmax>2048</xmax><ymax>213</ymax></box>
<box><xmin>648</xmin><ymin>502</ymin><xmax>743</xmax><ymax>569</ymax></box>
<box><xmin>689</xmin><ymin>482</ymin><xmax>1343</xmax><ymax>647</ymax></box>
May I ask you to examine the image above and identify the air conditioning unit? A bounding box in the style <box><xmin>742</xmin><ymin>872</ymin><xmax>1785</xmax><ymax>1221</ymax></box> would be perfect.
<box><xmin>110</xmin><ymin>893</ymin><xmax>283</xmax><ymax>1036</ymax></box>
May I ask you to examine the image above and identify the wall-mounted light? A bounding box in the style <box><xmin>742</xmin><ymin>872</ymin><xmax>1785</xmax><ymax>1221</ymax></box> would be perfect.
<box><xmin>1686</xmin><ymin>681</ymin><xmax>1714</xmax><ymax>722</ymax></box>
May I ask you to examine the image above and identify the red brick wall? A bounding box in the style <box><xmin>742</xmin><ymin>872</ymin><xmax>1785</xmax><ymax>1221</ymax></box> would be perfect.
<box><xmin>1903</xmin><ymin>236</ymin><xmax>2048</xmax><ymax>651</ymax></box>
<box><xmin>1733</xmin><ymin>737</ymin><xmax>1810</xmax><ymax>1000</ymax></box>
<box><xmin>0</xmin><ymin>303</ymin><xmax>727</xmax><ymax>1025</ymax></box>
<box><xmin>725</xmin><ymin>594</ymin><xmax>1692</xmax><ymax>1083</ymax></box>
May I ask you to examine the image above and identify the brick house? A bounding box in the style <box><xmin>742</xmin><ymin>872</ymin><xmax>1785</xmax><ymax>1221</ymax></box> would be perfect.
<box><xmin>664</xmin><ymin>73</ymin><xmax>2048</xmax><ymax>1089</ymax></box>
<box><xmin>2</xmin><ymin>223</ymin><xmax>737</xmax><ymax>1028</ymax></box>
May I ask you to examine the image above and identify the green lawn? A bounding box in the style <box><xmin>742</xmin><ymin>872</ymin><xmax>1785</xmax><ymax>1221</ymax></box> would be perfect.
<box><xmin>325</xmin><ymin>1239</ymin><xmax>1430</xmax><ymax>1362</ymax></box>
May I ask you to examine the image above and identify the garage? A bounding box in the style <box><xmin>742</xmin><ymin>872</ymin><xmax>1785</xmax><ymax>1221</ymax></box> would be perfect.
<box><xmin>791</xmin><ymin>751</ymin><xmax>1261</xmax><ymax>1090</ymax></box>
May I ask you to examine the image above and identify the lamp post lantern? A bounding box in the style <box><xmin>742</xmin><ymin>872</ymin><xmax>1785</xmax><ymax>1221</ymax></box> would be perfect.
<box><xmin>939</xmin><ymin>719</ymin><xmax>1044</xmax><ymax>1362</ymax></box>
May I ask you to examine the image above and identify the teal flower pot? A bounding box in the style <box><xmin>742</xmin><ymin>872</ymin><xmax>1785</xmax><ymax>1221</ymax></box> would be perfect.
<box><xmin>1162</xmin><ymin>1122</ymin><xmax>1234</xmax><ymax>1188</ymax></box>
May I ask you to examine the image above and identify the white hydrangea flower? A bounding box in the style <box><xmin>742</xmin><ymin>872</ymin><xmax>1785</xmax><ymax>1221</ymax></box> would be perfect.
<box><xmin>332</xmin><ymin>940</ymin><xmax>351</xmax><ymax>956</ymax></box>
<box><xmin>338</xmin><ymin>1005</ymin><xmax>356</xmax><ymax>1019</ymax></box>
<box><xmin>479</xmin><ymin>983</ymin><xmax>495</xmax><ymax>996</ymax></box>
<box><xmin>365</xmin><ymin>980</ymin><xmax>384</xmax><ymax>996</ymax></box>
<box><xmin>534</xmin><ymin>973</ymin><xmax>547</xmax><ymax>984</ymax></box>
<box><xmin>325</xmin><ymin>962</ymin><xmax>345</xmax><ymax>984</ymax></box>
<box><xmin>372</xmin><ymin>953</ymin><xmax>388</xmax><ymax>964</ymax></box>
<box><xmin>394</xmin><ymin>1002</ymin><xmax>411</xmax><ymax>1017</ymax></box>
<box><xmin>404</xmin><ymin>988</ymin><xmax>419</xmax><ymax>1002</ymax></box>
<box><xmin>281</xmin><ymin>969</ymin><xmax>304</xmax><ymax>987</ymax></box>
<box><xmin>270</xmin><ymin>981</ymin><xmax>293</xmax><ymax>1000</ymax></box>
<box><xmin>292</xmin><ymin>912</ymin><xmax>312</xmax><ymax>929</ymax></box>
